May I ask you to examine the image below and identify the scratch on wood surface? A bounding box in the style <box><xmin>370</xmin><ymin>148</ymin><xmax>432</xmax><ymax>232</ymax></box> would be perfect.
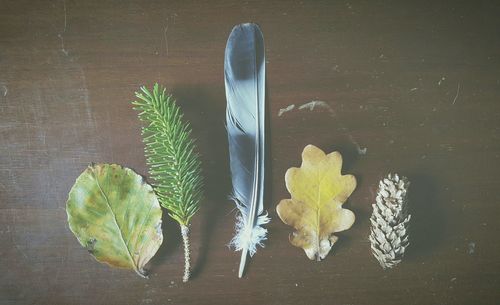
<box><xmin>32</xmin><ymin>90</ymin><xmax>49</xmax><ymax>148</ymax></box>
<box><xmin>20</xmin><ymin>104</ymin><xmax>33</xmax><ymax>150</ymax></box>
<box><xmin>13</xmin><ymin>243</ymin><xmax>29</xmax><ymax>260</ymax></box>
<box><xmin>163</xmin><ymin>24</ymin><xmax>169</xmax><ymax>56</ymax></box>
<box><xmin>80</xmin><ymin>72</ymin><xmax>93</xmax><ymax>126</ymax></box>
<box><xmin>10</xmin><ymin>212</ymin><xmax>29</xmax><ymax>261</ymax></box>
<box><xmin>452</xmin><ymin>82</ymin><xmax>461</xmax><ymax>105</ymax></box>
<box><xmin>38</xmin><ymin>130</ymin><xmax>47</xmax><ymax>146</ymax></box>
<box><xmin>58</xmin><ymin>0</ymin><xmax>68</xmax><ymax>55</ymax></box>
<box><xmin>63</xmin><ymin>0</ymin><xmax>67</xmax><ymax>32</ymax></box>
<box><xmin>58</xmin><ymin>34</ymin><xmax>68</xmax><ymax>56</ymax></box>
<box><xmin>163</xmin><ymin>13</ymin><xmax>177</xmax><ymax>56</ymax></box>
<box><xmin>53</xmin><ymin>245</ymin><xmax>68</xmax><ymax>283</ymax></box>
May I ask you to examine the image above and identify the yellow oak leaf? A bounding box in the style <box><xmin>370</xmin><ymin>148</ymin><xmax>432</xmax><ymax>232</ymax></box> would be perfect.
<box><xmin>276</xmin><ymin>144</ymin><xmax>356</xmax><ymax>261</ymax></box>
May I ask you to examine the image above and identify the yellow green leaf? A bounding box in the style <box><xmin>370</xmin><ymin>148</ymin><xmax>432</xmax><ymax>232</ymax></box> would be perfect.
<box><xmin>66</xmin><ymin>164</ymin><xmax>163</xmax><ymax>277</ymax></box>
<box><xmin>276</xmin><ymin>145</ymin><xmax>356</xmax><ymax>261</ymax></box>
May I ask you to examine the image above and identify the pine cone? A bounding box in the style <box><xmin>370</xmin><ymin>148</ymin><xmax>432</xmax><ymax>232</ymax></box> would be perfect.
<box><xmin>369</xmin><ymin>173</ymin><xmax>411</xmax><ymax>269</ymax></box>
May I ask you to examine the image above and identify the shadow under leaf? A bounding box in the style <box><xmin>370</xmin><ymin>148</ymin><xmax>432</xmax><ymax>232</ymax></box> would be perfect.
<box><xmin>150</xmin><ymin>211</ymin><xmax>182</xmax><ymax>269</ymax></box>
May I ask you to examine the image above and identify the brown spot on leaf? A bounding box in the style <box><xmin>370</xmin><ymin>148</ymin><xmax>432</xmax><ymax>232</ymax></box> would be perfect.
<box><xmin>86</xmin><ymin>238</ymin><xmax>97</xmax><ymax>254</ymax></box>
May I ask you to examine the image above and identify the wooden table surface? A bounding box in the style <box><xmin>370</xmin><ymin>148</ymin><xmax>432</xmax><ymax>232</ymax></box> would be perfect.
<box><xmin>1</xmin><ymin>1</ymin><xmax>499</xmax><ymax>304</ymax></box>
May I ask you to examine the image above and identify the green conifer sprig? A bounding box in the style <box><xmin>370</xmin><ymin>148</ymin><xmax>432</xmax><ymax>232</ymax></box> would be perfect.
<box><xmin>132</xmin><ymin>83</ymin><xmax>203</xmax><ymax>282</ymax></box>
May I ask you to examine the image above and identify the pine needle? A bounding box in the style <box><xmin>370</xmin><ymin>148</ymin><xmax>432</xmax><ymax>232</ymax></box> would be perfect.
<box><xmin>132</xmin><ymin>83</ymin><xmax>203</xmax><ymax>281</ymax></box>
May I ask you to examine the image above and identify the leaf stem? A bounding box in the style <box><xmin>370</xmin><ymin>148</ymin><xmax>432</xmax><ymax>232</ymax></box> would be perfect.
<box><xmin>181</xmin><ymin>224</ymin><xmax>191</xmax><ymax>282</ymax></box>
<box><xmin>135</xmin><ymin>268</ymin><xmax>148</xmax><ymax>279</ymax></box>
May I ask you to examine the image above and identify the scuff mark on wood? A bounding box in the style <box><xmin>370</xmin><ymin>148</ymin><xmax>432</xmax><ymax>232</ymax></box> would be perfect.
<box><xmin>298</xmin><ymin>100</ymin><xmax>334</xmax><ymax>114</ymax></box>
<box><xmin>467</xmin><ymin>241</ymin><xmax>475</xmax><ymax>254</ymax></box>
<box><xmin>278</xmin><ymin>104</ymin><xmax>295</xmax><ymax>116</ymax></box>
<box><xmin>278</xmin><ymin>100</ymin><xmax>336</xmax><ymax>117</ymax></box>
<box><xmin>1</xmin><ymin>84</ymin><xmax>7</xmax><ymax>97</ymax></box>
<box><xmin>349</xmin><ymin>135</ymin><xmax>367</xmax><ymax>155</ymax></box>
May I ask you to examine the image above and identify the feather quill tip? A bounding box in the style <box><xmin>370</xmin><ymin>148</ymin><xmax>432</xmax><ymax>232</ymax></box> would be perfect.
<box><xmin>230</xmin><ymin>213</ymin><xmax>270</xmax><ymax>278</ymax></box>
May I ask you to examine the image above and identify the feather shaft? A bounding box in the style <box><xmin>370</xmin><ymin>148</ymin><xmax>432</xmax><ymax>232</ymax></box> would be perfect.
<box><xmin>224</xmin><ymin>23</ymin><xmax>269</xmax><ymax>278</ymax></box>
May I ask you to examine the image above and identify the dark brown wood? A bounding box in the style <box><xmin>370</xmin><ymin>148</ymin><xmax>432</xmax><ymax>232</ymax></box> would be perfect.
<box><xmin>1</xmin><ymin>1</ymin><xmax>499</xmax><ymax>304</ymax></box>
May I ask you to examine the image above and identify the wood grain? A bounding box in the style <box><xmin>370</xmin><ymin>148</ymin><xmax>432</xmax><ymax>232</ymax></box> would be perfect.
<box><xmin>1</xmin><ymin>1</ymin><xmax>499</xmax><ymax>304</ymax></box>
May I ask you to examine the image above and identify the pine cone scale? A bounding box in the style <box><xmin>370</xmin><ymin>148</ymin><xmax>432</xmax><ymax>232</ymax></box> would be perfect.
<box><xmin>369</xmin><ymin>173</ymin><xmax>410</xmax><ymax>269</ymax></box>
